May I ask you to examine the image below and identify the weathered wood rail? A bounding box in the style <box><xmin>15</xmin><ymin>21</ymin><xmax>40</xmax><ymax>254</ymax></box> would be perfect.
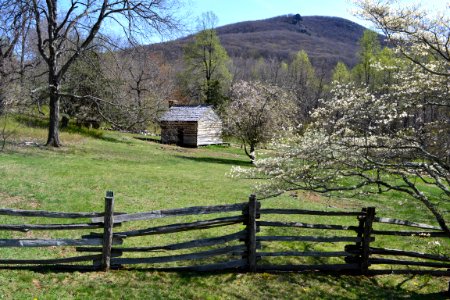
<box><xmin>0</xmin><ymin>191</ymin><xmax>448</xmax><ymax>294</ymax></box>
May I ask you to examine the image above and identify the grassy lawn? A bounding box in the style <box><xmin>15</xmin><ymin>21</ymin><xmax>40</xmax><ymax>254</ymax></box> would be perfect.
<box><xmin>0</xmin><ymin>119</ymin><xmax>448</xmax><ymax>299</ymax></box>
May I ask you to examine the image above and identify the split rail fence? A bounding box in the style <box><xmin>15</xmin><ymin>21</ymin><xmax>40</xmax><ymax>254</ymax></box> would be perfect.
<box><xmin>0</xmin><ymin>191</ymin><xmax>448</xmax><ymax>281</ymax></box>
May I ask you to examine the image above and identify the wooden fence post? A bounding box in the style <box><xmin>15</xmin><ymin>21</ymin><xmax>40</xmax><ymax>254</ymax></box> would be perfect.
<box><xmin>101</xmin><ymin>191</ymin><xmax>114</xmax><ymax>271</ymax></box>
<box><xmin>361</xmin><ymin>207</ymin><xmax>375</xmax><ymax>274</ymax></box>
<box><xmin>447</xmin><ymin>280</ymin><xmax>450</xmax><ymax>297</ymax></box>
<box><xmin>345</xmin><ymin>208</ymin><xmax>367</xmax><ymax>270</ymax></box>
<box><xmin>245</xmin><ymin>194</ymin><xmax>259</xmax><ymax>272</ymax></box>
<box><xmin>356</xmin><ymin>208</ymin><xmax>366</xmax><ymax>249</ymax></box>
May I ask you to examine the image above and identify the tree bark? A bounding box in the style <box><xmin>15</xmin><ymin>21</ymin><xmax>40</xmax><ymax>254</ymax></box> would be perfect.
<box><xmin>46</xmin><ymin>83</ymin><xmax>61</xmax><ymax>147</ymax></box>
<box><xmin>244</xmin><ymin>143</ymin><xmax>256</xmax><ymax>163</ymax></box>
<box><xmin>416</xmin><ymin>194</ymin><xmax>450</xmax><ymax>237</ymax></box>
<box><xmin>401</xmin><ymin>175</ymin><xmax>450</xmax><ymax>237</ymax></box>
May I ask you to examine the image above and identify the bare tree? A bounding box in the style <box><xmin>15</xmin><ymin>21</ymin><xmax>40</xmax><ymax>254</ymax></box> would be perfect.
<box><xmin>0</xmin><ymin>0</ymin><xmax>32</xmax><ymax>114</ymax></box>
<box><xmin>99</xmin><ymin>46</ymin><xmax>175</xmax><ymax>131</ymax></box>
<box><xmin>0</xmin><ymin>0</ymin><xmax>183</xmax><ymax>146</ymax></box>
<box><xmin>0</xmin><ymin>113</ymin><xmax>17</xmax><ymax>151</ymax></box>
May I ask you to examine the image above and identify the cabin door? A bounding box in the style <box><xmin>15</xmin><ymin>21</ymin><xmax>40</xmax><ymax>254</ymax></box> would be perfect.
<box><xmin>177</xmin><ymin>128</ymin><xmax>184</xmax><ymax>146</ymax></box>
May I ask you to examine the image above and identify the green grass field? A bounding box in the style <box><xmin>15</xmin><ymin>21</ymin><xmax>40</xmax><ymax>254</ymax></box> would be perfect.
<box><xmin>0</xmin><ymin>118</ymin><xmax>448</xmax><ymax>299</ymax></box>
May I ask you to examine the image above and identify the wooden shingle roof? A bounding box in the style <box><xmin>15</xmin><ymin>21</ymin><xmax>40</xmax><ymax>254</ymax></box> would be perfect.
<box><xmin>159</xmin><ymin>105</ymin><xmax>220</xmax><ymax>122</ymax></box>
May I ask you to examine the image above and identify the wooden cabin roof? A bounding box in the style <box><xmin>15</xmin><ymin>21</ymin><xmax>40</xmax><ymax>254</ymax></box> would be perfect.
<box><xmin>159</xmin><ymin>105</ymin><xmax>220</xmax><ymax>122</ymax></box>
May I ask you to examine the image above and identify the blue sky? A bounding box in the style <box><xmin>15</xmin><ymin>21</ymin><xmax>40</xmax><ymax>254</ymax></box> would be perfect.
<box><xmin>188</xmin><ymin>0</ymin><xmax>368</xmax><ymax>27</ymax></box>
<box><xmin>186</xmin><ymin>0</ymin><xmax>447</xmax><ymax>29</ymax></box>
<box><xmin>94</xmin><ymin>0</ymin><xmax>447</xmax><ymax>43</ymax></box>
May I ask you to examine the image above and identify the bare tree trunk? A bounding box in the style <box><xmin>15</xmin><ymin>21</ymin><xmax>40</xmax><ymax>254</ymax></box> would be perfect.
<box><xmin>244</xmin><ymin>143</ymin><xmax>256</xmax><ymax>163</ymax></box>
<box><xmin>0</xmin><ymin>97</ymin><xmax>4</xmax><ymax>116</ymax></box>
<box><xmin>46</xmin><ymin>85</ymin><xmax>61</xmax><ymax>147</ymax></box>
<box><xmin>1</xmin><ymin>116</ymin><xmax>8</xmax><ymax>151</ymax></box>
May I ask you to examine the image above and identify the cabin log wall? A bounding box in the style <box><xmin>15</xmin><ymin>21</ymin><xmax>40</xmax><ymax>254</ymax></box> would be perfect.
<box><xmin>160</xmin><ymin>121</ymin><xmax>198</xmax><ymax>146</ymax></box>
<box><xmin>160</xmin><ymin>106</ymin><xmax>223</xmax><ymax>147</ymax></box>
<box><xmin>197</xmin><ymin>120</ymin><xmax>223</xmax><ymax>146</ymax></box>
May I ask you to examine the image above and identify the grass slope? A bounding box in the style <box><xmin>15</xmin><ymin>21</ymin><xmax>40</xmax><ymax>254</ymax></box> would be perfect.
<box><xmin>0</xmin><ymin>121</ymin><xmax>448</xmax><ymax>299</ymax></box>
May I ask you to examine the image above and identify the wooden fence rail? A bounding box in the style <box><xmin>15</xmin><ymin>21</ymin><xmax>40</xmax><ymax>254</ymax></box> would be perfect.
<box><xmin>91</xmin><ymin>203</ymin><xmax>247</xmax><ymax>223</ymax></box>
<box><xmin>0</xmin><ymin>191</ymin><xmax>448</xmax><ymax>294</ymax></box>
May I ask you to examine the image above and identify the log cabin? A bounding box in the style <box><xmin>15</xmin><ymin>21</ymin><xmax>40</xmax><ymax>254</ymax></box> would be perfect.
<box><xmin>159</xmin><ymin>105</ymin><xmax>223</xmax><ymax>147</ymax></box>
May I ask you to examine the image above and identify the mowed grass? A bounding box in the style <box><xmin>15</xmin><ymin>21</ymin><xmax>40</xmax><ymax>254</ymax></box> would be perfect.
<box><xmin>0</xmin><ymin>119</ymin><xmax>448</xmax><ymax>299</ymax></box>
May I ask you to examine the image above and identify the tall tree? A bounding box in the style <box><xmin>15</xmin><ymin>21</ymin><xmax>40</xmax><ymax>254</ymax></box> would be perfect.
<box><xmin>101</xmin><ymin>47</ymin><xmax>175</xmax><ymax>131</ymax></box>
<box><xmin>352</xmin><ymin>30</ymin><xmax>381</xmax><ymax>88</ymax></box>
<box><xmin>60</xmin><ymin>50</ymin><xmax>111</xmax><ymax>128</ymax></box>
<box><xmin>0</xmin><ymin>0</ymin><xmax>182</xmax><ymax>147</ymax></box>
<box><xmin>0</xmin><ymin>0</ymin><xmax>31</xmax><ymax>115</ymax></box>
<box><xmin>181</xmin><ymin>11</ymin><xmax>231</xmax><ymax>107</ymax></box>
<box><xmin>284</xmin><ymin>50</ymin><xmax>321</xmax><ymax>122</ymax></box>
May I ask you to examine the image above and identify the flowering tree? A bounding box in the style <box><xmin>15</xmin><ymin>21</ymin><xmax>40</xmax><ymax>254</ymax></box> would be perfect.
<box><xmin>355</xmin><ymin>0</ymin><xmax>450</xmax><ymax>77</ymax></box>
<box><xmin>235</xmin><ymin>65</ymin><xmax>449</xmax><ymax>234</ymax></box>
<box><xmin>234</xmin><ymin>1</ymin><xmax>450</xmax><ymax>236</ymax></box>
<box><xmin>224</xmin><ymin>80</ymin><xmax>297</xmax><ymax>162</ymax></box>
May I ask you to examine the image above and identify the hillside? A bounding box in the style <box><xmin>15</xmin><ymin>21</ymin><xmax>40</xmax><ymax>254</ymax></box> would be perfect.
<box><xmin>148</xmin><ymin>14</ymin><xmax>372</xmax><ymax>72</ymax></box>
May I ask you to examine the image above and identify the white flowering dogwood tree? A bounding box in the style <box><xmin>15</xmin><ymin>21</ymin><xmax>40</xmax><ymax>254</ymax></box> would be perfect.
<box><xmin>355</xmin><ymin>0</ymin><xmax>450</xmax><ymax>77</ymax></box>
<box><xmin>234</xmin><ymin>1</ymin><xmax>450</xmax><ymax>236</ymax></box>
<box><xmin>224</xmin><ymin>80</ymin><xmax>297</xmax><ymax>162</ymax></box>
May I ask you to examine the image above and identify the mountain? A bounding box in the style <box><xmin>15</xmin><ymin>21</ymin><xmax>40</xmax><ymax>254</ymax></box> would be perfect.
<box><xmin>148</xmin><ymin>14</ymin><xmax>372</xmax><ymax>74</ymax></box>
<box><xmin>217</xmin><ymin>15</ymin><xmax>368</xmax><ymax>68</ymax></box>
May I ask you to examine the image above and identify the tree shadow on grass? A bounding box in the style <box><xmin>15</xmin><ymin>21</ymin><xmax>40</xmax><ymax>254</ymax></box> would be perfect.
<box><xmin>15</xmin><ymin>115</ymin><xmax>48</xmax><ymax>129</ymax></box>
<box><xmin>134</xmin><ymin>136</ymin><xmax>161</xmax><ymax>143</ymax></box>
<box><xmin>3</xmin><ymin>265</ymin><xmax>448</xmax><ymax>299</ymax></box>
<box><xmin>170</xmin><ymin>271</ymin><xmax>449</xmax><ymax>299</ymax></box>
<box><xmin>14</xmin><ymin>115</ymin><xmax>132</xmax><ymax>144</ymax></box>
<box><xmin>175</xmin><ymin>155</ymin><xmax>252</xmax><ymax>167</ymax></box>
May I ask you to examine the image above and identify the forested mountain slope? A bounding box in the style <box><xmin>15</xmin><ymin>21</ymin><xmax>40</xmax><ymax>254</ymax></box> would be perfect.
<box><xmin>148</xmin><ymin>14</ymin><xmax>373</xmax><ymax>73</ymax></box>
